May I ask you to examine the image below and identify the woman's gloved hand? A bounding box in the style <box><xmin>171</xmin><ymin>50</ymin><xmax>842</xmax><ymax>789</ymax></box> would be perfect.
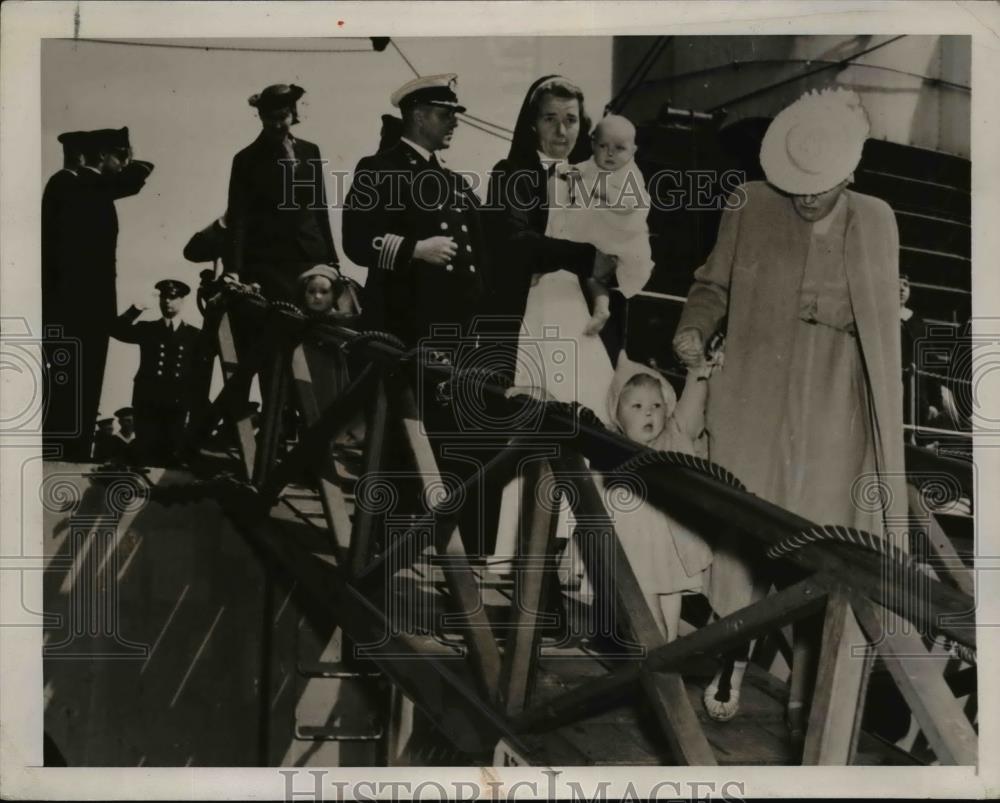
<box><xmin>673</xmin><ymin>326</ymin><xmax>704</xmax><ymax>366</ymax></box>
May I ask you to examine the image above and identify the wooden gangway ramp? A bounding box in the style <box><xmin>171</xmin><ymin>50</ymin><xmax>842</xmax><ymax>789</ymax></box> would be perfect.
<box><xmin>147</xmin><ymin>281</ymin><xmax>979</xmax><ymax>767</ymax></box>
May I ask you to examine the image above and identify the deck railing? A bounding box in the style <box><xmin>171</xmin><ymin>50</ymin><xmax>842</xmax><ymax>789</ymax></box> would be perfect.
<box><xmin>161</xmin><ymin>276</ymin><xmax>977</xmax><ymax>767</ymax></box>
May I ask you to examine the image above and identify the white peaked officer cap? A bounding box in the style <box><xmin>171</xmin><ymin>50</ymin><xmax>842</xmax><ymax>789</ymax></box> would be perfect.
<box><xmin>390</xmin><ymin>73</ymin><xmax>466</xmax><ymax>113</ymax></box>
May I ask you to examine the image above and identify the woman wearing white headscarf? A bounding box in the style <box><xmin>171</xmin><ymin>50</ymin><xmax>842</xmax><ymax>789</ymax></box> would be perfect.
<box><xmin>673</xmin><ymin>88</ymin><xmax>906</xmax><ymax>725</ymax></box>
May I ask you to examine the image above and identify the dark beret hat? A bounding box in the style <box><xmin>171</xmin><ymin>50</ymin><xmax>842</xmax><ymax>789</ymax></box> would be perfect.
<box><xmin>248</xmin><ymin>84</ymin><xmax>305</xmax><ymax>111</ymax></box>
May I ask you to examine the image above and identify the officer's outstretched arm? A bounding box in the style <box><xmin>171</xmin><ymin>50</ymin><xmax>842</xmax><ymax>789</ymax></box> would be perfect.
<box><xmin>107</xmin><ymin>161</ymin><xmax>155</xmax><ymax>200</ymax></box>
<box><xmin>110</xmin><ymin>306</ymin><xmax>143</xmax><ymax>344</ymax></box>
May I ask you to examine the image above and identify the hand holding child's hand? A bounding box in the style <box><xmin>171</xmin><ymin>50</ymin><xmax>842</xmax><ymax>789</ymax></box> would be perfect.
<box><xmin>414</xmin><ymin>236</ymin><xmax>458</xmax><ymax>266</ymax></box>
<box><xmin>673</xmin><ymin>327</ymin><xmax>704</xmax><ymax>366</ymax></box>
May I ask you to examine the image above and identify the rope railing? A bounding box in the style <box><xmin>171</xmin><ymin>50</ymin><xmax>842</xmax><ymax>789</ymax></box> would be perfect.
<box><xmin>138</xmin><ymin>277</ymin><xmax>979</xmax><ymax>765</ymax></box>
<box><xmin>186</xmin><ymin>277</ymin><xmax>974</xmax><ymax>652</ymax></box>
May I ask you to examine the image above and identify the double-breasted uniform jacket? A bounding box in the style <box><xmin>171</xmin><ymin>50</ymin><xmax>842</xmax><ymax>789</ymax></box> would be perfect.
<box><xmin>110</xmin><ymin>308</ymin><xmax>204</xmax><ymax>408</ymax></box>
<box><xmin>343</xmin><ymin>141</ymin><xmax>488</xmax><ymax>346</ymax></box>
<box><xmin>227</xmin><ymin>133</ymin><xmax>337</xmax><ymax>277</ymax></box>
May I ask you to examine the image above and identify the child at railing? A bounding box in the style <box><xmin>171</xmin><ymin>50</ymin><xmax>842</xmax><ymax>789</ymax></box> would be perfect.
<box><xmin>294</xmin><ymin>265</ymin><xmax>365</xmax><ymax>463</ymax></box>
<box><xmin>604</xmin><ymin>355</ymin><xmax>715</xmax><ymax>642</ymax></box>
<box><xmin>299</xmin><ymin>264</ymin><xmax>363</xmax><ymax>321</ymax></box>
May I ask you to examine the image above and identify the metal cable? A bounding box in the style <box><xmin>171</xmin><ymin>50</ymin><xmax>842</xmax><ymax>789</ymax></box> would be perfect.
<box><xmin>606</xmin><ymin>36</ymin><xmax>671</xmax><ymax>115</ymax></box>
<box><xmin>71</xmin><ymin>38</ymin><xmax>375</xmax><ymax>54</ymax></box>
<box><xmin>707</xmin><ymin>35</ymin><xmax>908</xmax><ymax>114</ymax></box>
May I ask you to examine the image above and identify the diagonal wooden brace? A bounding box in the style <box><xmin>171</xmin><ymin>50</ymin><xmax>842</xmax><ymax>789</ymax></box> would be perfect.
<box><xmin>546</xmin><ymin>448</ymin><xmax>716</xmax><ymax>765</ymax></box>
<box><xmin>853</xmin><ymin>598</ymin><xmax>977</xmax><ymax>765</ymax></box>
<box><xmin>259</xmin><ymin>365</ymin><xmax>379</xmax><ymax>501</ymax></box>
<box><xmin>514</xmin><ymin>575</ymin><xmax>829</xmax><ymax>734</ymax></box>
<box><xmin>391</xmin><ymin>384</ymin><xmax>503</xmax><ymax>701</ymax></box>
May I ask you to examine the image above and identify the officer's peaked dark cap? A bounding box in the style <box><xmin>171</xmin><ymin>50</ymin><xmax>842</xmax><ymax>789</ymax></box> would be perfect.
<box><xmin>249</xmin><ymin>84</ymin><xmax>305</xmax><ymax>112</ymax></box>
<box><xmin>114</xmin><ymin>407</ymin><xmax>135</xmax><ymax>418</ymax></box>
<box><xmin>57</xmin><ymin>130</ymin><xmax>89</xmax><ymax>154</ymax></box>
<box><xmin>155</xmin><ymin>279</ymin><xmax>191</xmax><ymax>299</ymax></box>
<box><xmin>87</xmin><ymin>127</ymin><xmax>131</xmax><ymax>151</ymax></box>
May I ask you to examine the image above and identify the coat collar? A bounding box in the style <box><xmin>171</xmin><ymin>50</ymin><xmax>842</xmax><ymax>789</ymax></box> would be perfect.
<box><xmin>253</xmin><ymin>131</ymin><xmax>301</xmax><ymax>154</ymax></box>
<box><xmin>400</xmin><ymin>137</ymin><xmax>434</xmax><ymax>163</ymax></box>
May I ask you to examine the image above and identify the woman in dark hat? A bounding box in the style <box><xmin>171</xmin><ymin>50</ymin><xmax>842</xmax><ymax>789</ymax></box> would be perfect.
<box><xmin>226</xmin><ymin>83</ymin><xmax>339</xmax><ymax>302</ymax></box>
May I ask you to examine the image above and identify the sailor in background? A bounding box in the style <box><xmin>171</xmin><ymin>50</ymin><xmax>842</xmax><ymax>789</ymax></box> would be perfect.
<box><xmin>91</xmin><ymin>417</ymin><xmax>118</xmax><ymax>463</ymax></box>
<box><xmin>42</xmin><ymin>127</ymin><xmax>155</xmax><ymax>461</ymax></box>
<box><xmin>112</xmin><ymin>406</ymin><xmax>138</xmax><ymax>462</ymax></box>
<box><xmin>343</xmin><ymin>73</ymin><xmax>488</xmax><ymax>347</ymax></box>
<box><xmin>111</xmin><ymin>280</ymin><xmax>203</xmax><ymax>467</ymax></box>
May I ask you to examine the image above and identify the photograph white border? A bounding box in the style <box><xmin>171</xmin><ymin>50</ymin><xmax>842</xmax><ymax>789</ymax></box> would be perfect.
<box><xmin>2</xmin><ymin>2</ymin><xmax>998</xmax><ymax>799</ymax></box>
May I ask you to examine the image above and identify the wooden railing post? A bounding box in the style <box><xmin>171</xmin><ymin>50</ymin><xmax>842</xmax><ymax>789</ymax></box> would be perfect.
<box><xmin>289</xmin><ymin>342</ymin><xmax>354</xmax><ymax>553</ymax></box>
<box><xmin>498</xmin><ymin>457</ymin><xmax>561</xmax><ymax>715</ymax></box>
<box><xmin>394</xmin><ymin>384</ymin><xmax>503</xmax><ymax>700</ymax></box>
<box><xmin>907</xmin><ymin>484</ymin><xmax>974</xmax><ymax>596</ymax></box>
<box><xmin>214</xmin><ymin>309</ymin><xmax>258</xmax><ymax>480</ymax></box>
<box><xmin>252</xmin><ymin>340</ymin><xmax>290</xmax><ymax>488</ymax></box>
<box><xmin>548</xmin><ymin>448</ymin><xmax>717</xmax><ymax>766</ymax></box>
<box><xmin>348</xmin><ymin>376</ymin><xmax>390</xmax><ymax>575</ymax></box>
<box><xmin>801</xmin><ymin>591</ymin><xmax>873</xmax><ymax>764</ymax></box>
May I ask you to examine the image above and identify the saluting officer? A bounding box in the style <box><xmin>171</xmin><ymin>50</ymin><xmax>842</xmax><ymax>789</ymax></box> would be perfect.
<box><xmin>42</xmin><ymin>127</ymin><xmax>155</xmax><ymax>462</ymax></box>
<box><xmin>343</xmin><ymin>73</ymin><xmax>488</xmax><ymax>347</ymax></box>
<box><xmin>110</xmin><ymin>280</ymin><xmax>203</xmax><ymax>466</ymax></box>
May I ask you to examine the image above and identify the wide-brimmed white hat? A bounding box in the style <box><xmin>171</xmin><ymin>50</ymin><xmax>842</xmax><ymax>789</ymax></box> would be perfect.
<box><xmin>760</xmin><ymin>88</ymin><xmax>870</xmax><ymax>195</ymax></box>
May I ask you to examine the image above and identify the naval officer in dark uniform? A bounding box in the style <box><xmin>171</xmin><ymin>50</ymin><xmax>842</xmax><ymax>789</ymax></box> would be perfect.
<box><xmin>110</xmin><ymin>280</ymin><xmax>203</xmax><ymax>466</ymax></box>
<box><xmin>42</xmin><ymin>127</ymin><xmax>155</xmax><ymax>461</ymax></box>
<box><xmin>343</xmin><ymin>73</ymin><xmax>488</xmax><ymax>347</ymax></box>
<box><xmin>42</xmin><ymin>131</ymin><xmax>88</xmax><ymax>333</ymax></box>
<box><xmin>344</xmin><ymin>74</ymin><xmax>494</xmax><ymax>554</ymax></box>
